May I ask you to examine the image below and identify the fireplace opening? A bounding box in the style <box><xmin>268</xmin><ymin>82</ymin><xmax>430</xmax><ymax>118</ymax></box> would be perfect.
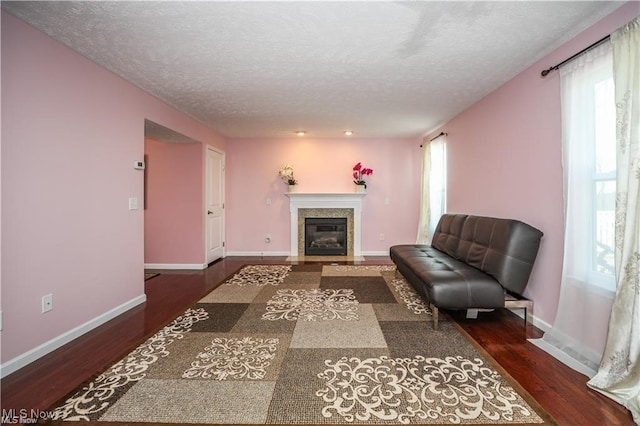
<box><xmin>305</xmin><ymin>217</ymin><xmax>347</xmax><ymax>256</ymax></box>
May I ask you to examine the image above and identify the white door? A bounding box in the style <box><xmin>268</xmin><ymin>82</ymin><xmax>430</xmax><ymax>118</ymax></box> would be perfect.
<box><xmin>206</xmin><ymin>146</ymin><xmax>225</xmax><ymax>263</ymax></box>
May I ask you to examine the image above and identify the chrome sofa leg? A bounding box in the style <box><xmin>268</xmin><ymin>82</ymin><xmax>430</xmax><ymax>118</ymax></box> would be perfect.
<box><xmin>505</xmin><ymin>296</ymin><xmax>534</xmax><ymax>326</ymax></box>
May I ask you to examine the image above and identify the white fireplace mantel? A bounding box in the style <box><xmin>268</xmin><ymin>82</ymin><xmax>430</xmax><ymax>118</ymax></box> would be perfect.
<box><xmin>286</xmin><ymin>192</ymin><xmax>365</xmax><ymax>256</ymax></box>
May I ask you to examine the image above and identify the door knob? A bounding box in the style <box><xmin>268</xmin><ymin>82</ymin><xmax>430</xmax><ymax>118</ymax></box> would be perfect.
<box><xmin>208</xmin><ymin>210</ymin><xmax>213</xmax><ymax>215</ymax></box>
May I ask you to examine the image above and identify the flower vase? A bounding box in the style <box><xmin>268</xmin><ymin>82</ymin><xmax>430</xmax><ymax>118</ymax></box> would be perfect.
<box><xmin>355</xmin><ymin>184</ymin><xmax>366</xmax><ymax>193</ymax></box>
<box><xmin>288</xmin><ymin>184</ymin><xmax>297</xmax><ymax>193</ymax></box>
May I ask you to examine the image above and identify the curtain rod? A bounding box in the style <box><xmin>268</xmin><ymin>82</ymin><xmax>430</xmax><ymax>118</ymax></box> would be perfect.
<box><xmin>430</xmin><ymin>132</ymin><xmax>447</xmax><ymax>142</ymax></box>
<box><xmin>420</xmin><ymin>132</ymin><xmax>447</xmax><ymax>147</ymax></box>
<box><xmin>540</xmin><ymin>34</ymin><xmax>610</xmax><ymax>77</ymax></box>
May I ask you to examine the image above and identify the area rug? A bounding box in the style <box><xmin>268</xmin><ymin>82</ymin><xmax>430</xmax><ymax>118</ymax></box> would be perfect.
<box><xmin>51</xmin><ymin>264</ymin><xmax>555</xmax><ymax>425</ymax></box>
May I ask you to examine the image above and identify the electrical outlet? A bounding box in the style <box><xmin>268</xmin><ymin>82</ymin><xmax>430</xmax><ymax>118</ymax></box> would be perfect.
<box><xmin>379</xmin><ymin>234</ymin><xmax>385</xmax><ymax>241</ymax></box>
<box><xmin>42</xmin><ymin>294</ymin><xmax>53</xmax><ymax>313</ymax></box>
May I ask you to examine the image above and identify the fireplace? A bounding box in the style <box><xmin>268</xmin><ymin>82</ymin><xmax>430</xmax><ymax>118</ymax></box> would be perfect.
<box><xmin>305</xmin><ymin>218</ymin><xmax>347</xmax><ymax>256</ymax></box>
<box><xmin>286</xmin><ymin>193</ymin><xmax>365</xmax><ymax>257</ymax></box>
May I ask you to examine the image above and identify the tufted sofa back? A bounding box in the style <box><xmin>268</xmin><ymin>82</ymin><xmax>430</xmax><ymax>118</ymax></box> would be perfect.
<box><xmin>432</xmin><ymin>214</ymin><xmax>544</xmax><ymax>295</ymax></box>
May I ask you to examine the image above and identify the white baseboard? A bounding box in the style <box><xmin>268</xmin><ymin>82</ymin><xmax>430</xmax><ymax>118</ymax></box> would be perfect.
<box><xmin>225</xmin><ymin>251</ymin><xmax>390</xmax><ymax>257</ymax></box>
<box><xmin>362</xmin><ymin>251</ymin><xmax>390</xmax><ymax>256</ymax></box>
<box><xmin>509</xmin><ymin>308</ymin><xmax>552</xmax><ymax>332</ymax></box>
<box><xmin>0</xmin><ymin>294</ymin><xmax>147</xmax><ymax>378</ymax></box>
<box><xmin>528</xmin><ymin>338</ymin><xmax>597</xmax><ymax>378</ymax></box>
<box><xmin>532</xmin><ymin>315</ymin><xmax>552</xmax><ymax>333</ymax></box>
<box><xmin>522</xmin><ymin>312</ymin><xmax>598</xmax><ymax>378</ymax></box>
<box><xmin>489</xmin><ymin>307</ymin><xmax>587</xmax><ymax>376</ymax></box>
<box><xmin>144</xmin><ymin>263</ymin><xmax>207</xmax><ymax>270</ymax></box>
<box><xmin>224</xmin><ymin>251</ymin><xmax>290</xmax><ymax>257</ymax></box>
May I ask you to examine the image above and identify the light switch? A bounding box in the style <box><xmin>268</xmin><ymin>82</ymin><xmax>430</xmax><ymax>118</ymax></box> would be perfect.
<box><xmin>129</xmin><ymin>197</ymin><xmax>138</xmax><ymax>210</ymax></box>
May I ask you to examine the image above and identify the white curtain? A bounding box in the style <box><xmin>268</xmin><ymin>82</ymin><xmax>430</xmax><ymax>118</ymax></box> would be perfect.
<box><xmin>588</xmin><ymin>17</ymin><xmax>640</xmax><ymax>424</ymax></box>
<box><xmin>417</xmin><ymin>135</ymin><xmax>446</xmax><ymax>244</ymax></box>
<box><xmin>531</xmin><ymin>41</ymin><xmax>617</xmax><ymax>377</ymax></box>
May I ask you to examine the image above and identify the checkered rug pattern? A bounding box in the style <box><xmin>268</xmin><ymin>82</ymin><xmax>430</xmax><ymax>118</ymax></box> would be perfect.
<box><xmin>51</xmin><ymin>264</ymin><xmax>551</xmax><ymax>424</ymax></box>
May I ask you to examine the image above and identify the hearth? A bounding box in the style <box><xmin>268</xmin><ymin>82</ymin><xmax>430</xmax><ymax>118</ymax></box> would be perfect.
<box><xmin>305</xmin><ymin>218</ymin><xmax>347</xmax><ymax>256</ymax></box>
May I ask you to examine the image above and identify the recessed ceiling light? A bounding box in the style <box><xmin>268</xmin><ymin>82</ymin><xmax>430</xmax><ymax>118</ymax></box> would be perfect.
<box><xmin>295</xmin><ymin>131</ymin><xmax>306</xmax><ymax>137</ymax></box>
<box><xmin>344</xmin><ymin>130</ymin><xmax>354</xmax><ymax>136</ymax></box>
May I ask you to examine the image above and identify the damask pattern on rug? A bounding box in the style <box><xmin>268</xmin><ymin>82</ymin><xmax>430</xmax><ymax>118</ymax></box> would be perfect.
<box><xmin>51</xmin><ymin>264</ymin><xmax>552</xmax><ymax>425</ymax></box>
<box><xmin>391</xmin><ymin>276</ymin><xmax>432</xmax><ymax>316</ymax></box>
<box><xmin>182</xmin><ymin>337</ymin><xmax>279</xmax><ymax>380</ymax></box>
<box><xmin>51</xmin><ymin>308</ymin><xmax>210</xmax><ymax>421</ymax></box>
<box><xmin>332</xmin><ymin>265</ymin><xmax>397</xmax><ymax>272</ymax></box>
<box><xmin>224</xmin><ymin>265</ymin><xmax>291</xmax><ymax>286</ymax></box>
<box><xmin>263</xmin><ymin>288</ymin><xmax>359</xmax><ymax>321</ymax></box>
<box><xmin>317</xmin><ymin>355</ymin><xmax>543</xmax><ymax>424</ymax></box>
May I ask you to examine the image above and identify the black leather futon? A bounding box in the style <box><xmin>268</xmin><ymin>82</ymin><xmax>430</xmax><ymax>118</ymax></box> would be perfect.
<box><xmin>390</xmin><ymin>214</ymin><xmax>543</xmax><ymax>328</ymax></box>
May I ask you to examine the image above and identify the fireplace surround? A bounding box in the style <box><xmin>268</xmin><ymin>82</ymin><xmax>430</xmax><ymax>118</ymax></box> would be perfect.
<box><xmin>286</xmin><ymin>193</ymin><xmax>365</xmax><ymax>257</ymax></box>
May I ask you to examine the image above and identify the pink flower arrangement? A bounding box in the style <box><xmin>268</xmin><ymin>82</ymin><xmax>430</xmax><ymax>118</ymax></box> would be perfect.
<box><xmin>353</xmin><ymin>162</ymin><xmax>373</xmax><ymax>188</ymax></box>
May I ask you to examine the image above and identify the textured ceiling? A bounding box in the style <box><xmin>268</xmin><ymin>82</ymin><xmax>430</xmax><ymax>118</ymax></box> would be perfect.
<box><xmin>2</xmin><ymin>1</ymin><xmax>626</xmax><ymax>138</ymax></box>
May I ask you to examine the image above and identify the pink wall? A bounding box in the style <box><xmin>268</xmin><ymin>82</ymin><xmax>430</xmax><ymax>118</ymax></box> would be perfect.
<box><xmin>3</xmin><ymin>2</ymin><xmax>637</xmax><ymax>373</ymax></box>
<box><xmin>426</xmin><ymin>2</ymin><xmax>639</xmax><ymax>326</ymax></box>
<box><xmin>144</xmin><ymin>139</ymin><xmax>204</xmax><ymax>265</ymax></box>
<box><xmin>1</xmin><ymin>12</ymin><xmax>226</xmax><ymax>366</ymax></box>
<box><xmin>225</xmin><ymin>138</ymin><xmax>422</xmax><ymax>254</ymax></box>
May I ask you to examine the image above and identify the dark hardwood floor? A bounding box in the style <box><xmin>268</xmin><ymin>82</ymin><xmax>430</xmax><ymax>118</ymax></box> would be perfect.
<box><xmin>1</xmin><ymin>257</ymin><xmax>634</xmax><ymax>425</ymax></box>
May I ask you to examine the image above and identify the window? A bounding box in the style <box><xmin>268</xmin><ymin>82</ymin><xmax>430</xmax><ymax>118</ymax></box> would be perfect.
<box><xmin>416</xmin><ymin>135</ymin><xmax>447</xmax><ymax>243</ymax></box>
<box><xmin>592</xmin><ymin>77</ymin><xmax>616</xmax><ymax>280</ymax></box>
<box><xmin>561</xmin><ymin>43</ymin><xmax>616</xmax><ymax>291</ymax></box>
<box><xmin>428</xmin><ymin>138</ymin><xmax>447</xmax><ymax>236</ymax></box>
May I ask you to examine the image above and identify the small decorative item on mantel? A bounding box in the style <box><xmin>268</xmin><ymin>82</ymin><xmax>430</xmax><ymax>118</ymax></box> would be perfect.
<box><xmin>278</xmin><ymin>163</ymin><xmax>298</xmax><ymax>192</ymax></box>
<box><xmin>352</xmin><ymin>162</ymin><xmax>373</xmax><ymax>192</ymax></box>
